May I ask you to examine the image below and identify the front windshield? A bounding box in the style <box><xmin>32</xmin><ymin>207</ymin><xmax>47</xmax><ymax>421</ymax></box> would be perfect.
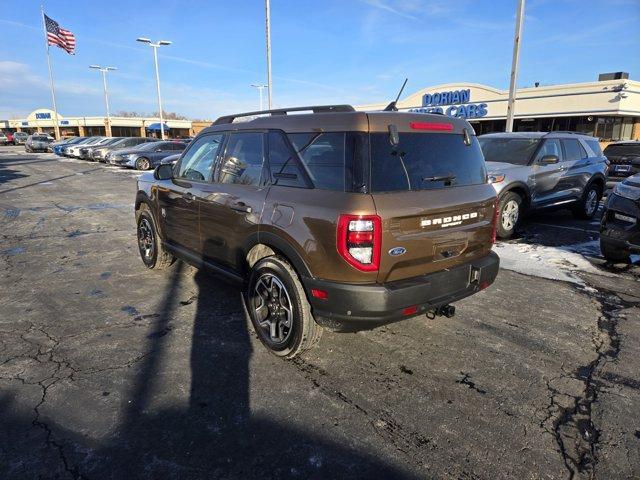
<box><xmin>478</xmin><ymin>137</ymin><xmax>540</xmax><ymax>165</ymax></box>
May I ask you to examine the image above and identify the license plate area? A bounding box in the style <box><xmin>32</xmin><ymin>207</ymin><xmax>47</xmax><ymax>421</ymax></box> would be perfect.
<box><xmin>615</xmin><ymin>165</ymin><xmax>631</xmax><ymax>172</ymax></box>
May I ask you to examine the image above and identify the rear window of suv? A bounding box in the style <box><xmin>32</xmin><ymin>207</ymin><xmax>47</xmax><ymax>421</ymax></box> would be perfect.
<box><xmin>604</xmin><ymin>144</ymin><xmax>640</xmax><ymax>156</ymax></box>
<box><xmin>370</xmin><ymin>133</ymin><xmax>486</xmax><ymax>192</ymax></box>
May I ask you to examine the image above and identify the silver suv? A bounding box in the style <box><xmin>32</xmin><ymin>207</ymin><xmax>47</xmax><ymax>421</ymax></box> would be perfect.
<box><xmin>479</xmin><ymin>132</ymin><xmax>607</xmax><ymax>239</ymax></box>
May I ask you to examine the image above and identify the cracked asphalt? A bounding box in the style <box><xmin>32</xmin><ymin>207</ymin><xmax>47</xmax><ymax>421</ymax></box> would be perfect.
<box><xmin>1</xmin><ymin>146</ymin><xmax>639</xmax><ymax>479</ymax></box>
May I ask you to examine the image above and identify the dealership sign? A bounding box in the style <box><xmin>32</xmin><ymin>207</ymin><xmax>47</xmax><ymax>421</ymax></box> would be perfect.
<box><xmin>35</xmin><ymin>112</ymin><xmax>52</xmax><ymax>119</ymax></box>
<box><xmin>410</xmin><ymin>89</ymin><xmax>488</xmax><ymax>119</ymax></box>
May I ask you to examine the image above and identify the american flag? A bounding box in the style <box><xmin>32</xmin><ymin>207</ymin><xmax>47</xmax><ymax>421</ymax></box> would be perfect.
<box><xmin>44</xmin><ymin>14</ymin><xmax>76</xmax><ymax>55</ymax></box>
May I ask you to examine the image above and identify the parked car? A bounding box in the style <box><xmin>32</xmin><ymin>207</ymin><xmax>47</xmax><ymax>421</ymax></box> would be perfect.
<box><xmin>12</xmin><ymin>132</ymin><xmax>28</xmax><ymax>145</ymax></box>
<box><xmin>0</xmin><ymin>132</ymin><xmax>8</xmax><ymax>145</ymax></box>
<box><xmin>109</xmin><ymin>141</ymin><xmax>186</xmax><ymax>170</ymax></box>
<box><xmin>479</xmin><ymin>131</ymin><xmax>608</xmax><ymax>239</ymax></box>
<box><xmin>600</xmin><ymin>173</ymin><xmax>640</xmax><ymax>263</ymax></box>
<box><xmin>604</xmin><ymin>141</ymin><xmax>640</xmax><ymax>187</ymax></box>
<box><xmin>48</xmin><ymin>136</ymin><xmax>77</xmax><ymax>152</ymax></box>
<box><xmin>65</xmin><ymin>137</ymin><xmax>105</xmax><ymax>158</ymax></box>
<box><xmin>93</xmin><ymin>137</ymin><xmax>158</xmax><ymax>162</ymax></box>
<box><xmin>79</xmin><ymin>137</ymin><xmax>123</xmax><ymax>160</ymax></box>
<box><xmin>134</xmin><ymin>105</ymin><xmax>500</xmax><ymax>358</ymax></box>
<box><xmin>53</xmin><ymin>137</ymin><xmax>85</xmax><ymax>155</ymax></box>
<box><xmin>25</xmin><ymin>134</ymin><xmax>54</xmax><ymax>152</ymax></box>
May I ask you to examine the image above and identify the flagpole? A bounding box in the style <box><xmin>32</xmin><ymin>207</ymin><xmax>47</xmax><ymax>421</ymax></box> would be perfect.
<box><xmin>41</xmin><ymin>5</ymin><xmax>61</xmax><ymax>140</ymax></box>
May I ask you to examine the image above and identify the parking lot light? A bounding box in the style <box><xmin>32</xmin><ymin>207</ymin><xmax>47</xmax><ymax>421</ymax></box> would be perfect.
<box><xmin>89</xmin><ymin>65</ymin><xmax>117</xmax><ymax>137</ymax></box>
<box><xmin>136</xmin><ymin>37</ymin><xmax>171</xmax><ymax>140</ymax></box>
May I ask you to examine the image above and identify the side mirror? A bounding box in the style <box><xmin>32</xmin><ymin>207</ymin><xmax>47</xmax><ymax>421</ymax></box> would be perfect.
<box><xmin>539</xmin><ymin>154</ymin><xmax>559</xmax><ymax>165</ymax></box>
<box><xmin>154</xmin><ymin>163</ymin><xmax>174</xmax><ymax>180</ymax></box>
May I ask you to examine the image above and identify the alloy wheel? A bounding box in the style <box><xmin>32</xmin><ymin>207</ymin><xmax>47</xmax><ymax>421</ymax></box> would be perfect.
<box><xmin>501</xmin><ymin>200</ymin><xmax>519</xmax><ymax>231</ymax></box>
<box><xmin>253</xmin><ymin>273</ymin><xmax>293</xmax><ymax>345</ymax></box>
<box><xmin>585</xmin><ymin>189</ymin><xmax>598</xmax><ymax>216</ymax></box>
<box><xmin>137</xmin><ymin>218</ymin><xmax>155</xmax><ymax>262</ymax></box>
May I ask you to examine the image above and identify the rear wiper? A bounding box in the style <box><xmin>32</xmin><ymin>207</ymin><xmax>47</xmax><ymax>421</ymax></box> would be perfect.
<box><xmin>422</xmin><ymin>174</ymin><xmax>456</xmax><ymax>183</ymax></box>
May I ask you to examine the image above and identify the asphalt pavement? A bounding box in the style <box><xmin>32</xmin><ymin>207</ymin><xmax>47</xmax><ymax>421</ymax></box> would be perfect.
<box><xmin>1</xmin><ymin>145</ymin><xmax>639</xmax><ymax>479</ymax></box>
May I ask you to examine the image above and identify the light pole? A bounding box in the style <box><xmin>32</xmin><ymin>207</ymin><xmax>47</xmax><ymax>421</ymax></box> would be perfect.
<box><xmin>505</xmin><ymin>0</ymin><xmax>525</xmax><ymax>133</ymax></box>
<box><xmin>90</xmin><ymin>65</ymin><xmax>117</xmax><ymax>137</ymax></box>
<box><xmin>265</xmin><ymin>0</ymin><xmax>273</xmax><ymax>109</ymax></box>
<box><xmin>137</xmin><ymin>37</ymin><xmax>171</xmax><ymax>140</ymax></box>
<box><xmin>250</xmin><ymin>84</ymin><xmax>268</xmax><ymax>111</ymax></box>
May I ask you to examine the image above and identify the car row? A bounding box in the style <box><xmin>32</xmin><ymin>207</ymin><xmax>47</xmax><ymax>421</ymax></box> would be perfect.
<box><xmin>49</xmin><ymin>135</ymin><xmax>188</xmax><ymax>170</ymax></box>
<box><xmin>0</xmin><ymin>131</ymin><xmax>29</xmax><ymax>145</ymax></box>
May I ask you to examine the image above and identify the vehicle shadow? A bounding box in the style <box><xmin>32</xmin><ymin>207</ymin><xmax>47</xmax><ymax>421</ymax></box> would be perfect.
<box><xmin>1</xmin><ymin>259</ymin><xmax>412</xmax><ymax>479</ymax></box>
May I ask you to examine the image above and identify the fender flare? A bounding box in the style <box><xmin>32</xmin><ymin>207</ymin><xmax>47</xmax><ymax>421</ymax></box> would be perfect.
<box><xmin>499</xmin><ymin>181</ymin><xmax>531</xmax><ymax>206</ymax></box>
<box><xmin>243</xmin><ymin>231</ymin><xmax>313</xmax><ymax>279</ymax></box>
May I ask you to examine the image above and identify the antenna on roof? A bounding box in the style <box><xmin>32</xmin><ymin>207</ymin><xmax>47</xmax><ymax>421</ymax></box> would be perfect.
<box><xmin>384</xmin><ymin>78</ymin><xmax>408</xmax><ymax>112</ymax></box>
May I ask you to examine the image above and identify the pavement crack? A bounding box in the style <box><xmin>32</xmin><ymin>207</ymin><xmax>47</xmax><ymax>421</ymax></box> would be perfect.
<box><xmin>541</xmin><ymin>283</ymin><xmax>633</xmax><ymax>479</ymax></box>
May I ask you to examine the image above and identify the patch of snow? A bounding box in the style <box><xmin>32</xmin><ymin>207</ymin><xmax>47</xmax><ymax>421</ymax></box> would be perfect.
<box><xmin>493</xmin><ymin>241</ymin><xmax>616</xmax><ymax>285</ymax></box>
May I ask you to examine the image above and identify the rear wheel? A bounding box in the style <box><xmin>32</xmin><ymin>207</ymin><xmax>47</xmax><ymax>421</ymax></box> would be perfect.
<box><xmin>245</xmin><ymin>256</ymin><xmax>322</xmax><ymax>359</ymax></box>
<box><xmin>497</xmin><ymin>191</ymin><xmax>523</xmax><ymax>239</ymax></box>
<box><xmin>135</xmin><ymin>157</ymin><xmax>151</xmax><ymax>170</ymax></box>
<box><xmin>572</xmin><ymin>184</ymin><xmax>601</xmax><ymax>220</ymax></box>
<box><xmin>135</xmin><ymin>204</ymin><xmax>175</xmax><ymax>269</ymax></box>
<box><xmin>601</xmin><ymin>241</ymin><xmax>630</xmax><ymax>264</ymax></box>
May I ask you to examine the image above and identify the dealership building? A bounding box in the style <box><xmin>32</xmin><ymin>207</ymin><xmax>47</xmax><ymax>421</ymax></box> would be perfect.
<box><xmin>359</xmin><ymin>74</ymin><xmax>640</xmax><ymax>143</ymax></box>
<box><xmin>0</xmin><ymin>109</ymin><xmax>208</xmax><ymax>139</ymax></box>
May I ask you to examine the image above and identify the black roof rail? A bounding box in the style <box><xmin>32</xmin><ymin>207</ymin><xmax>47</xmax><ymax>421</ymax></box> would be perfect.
<box><xmin>212</xmin><ymin>105</ymin><xmax>356</xmax><ymax>125</ymax></box>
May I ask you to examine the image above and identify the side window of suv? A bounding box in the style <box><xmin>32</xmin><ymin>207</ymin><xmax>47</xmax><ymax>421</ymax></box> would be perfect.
<box><xmin>267</xmin><ymin>131</ymin><xmax>308</xmax><ymax>188</ymax></box>
<box><xmin>218</xmin><ymin>132</ymin><xmax>265</xmax><ymax>186</ymax></box>
<box><xmin>535</xmin><ymin>139</ymin><xmax>562</xmax><ymax>162</ymax></box>
<box><xmin>288</xmin><ymin>133</ymin><xmax>346</xmax><ymax>191</ymax></box>
<box><xmin>177</xmin><ymin>134</ymin><xmax>224</xmax><ymax>182</ymax></box>
<box><xmin>562</xmin><ymin>139</ymin><xmax>587</xmax><ymax>161</ymax></box>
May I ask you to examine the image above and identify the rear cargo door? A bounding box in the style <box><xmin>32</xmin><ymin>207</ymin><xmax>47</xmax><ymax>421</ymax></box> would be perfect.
<box><xmin>368</xmin><ymin>129</ymin><xmax>496</xmax><ymax>283</ymax></box>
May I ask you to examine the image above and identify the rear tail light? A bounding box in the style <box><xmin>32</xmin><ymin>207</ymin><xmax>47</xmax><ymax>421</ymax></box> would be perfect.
<box><xmin>337</xmin><ymin>214</ymin><xmax>381</xmax><ymax>272</ymax></box>
<box><xmin>491</xmin><ymin>198</ymin><xmax>500</xmax><ymax>244</ymax></box>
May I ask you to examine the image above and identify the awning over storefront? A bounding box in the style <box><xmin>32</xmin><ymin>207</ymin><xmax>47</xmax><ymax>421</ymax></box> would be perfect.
<box><xmin>146</xmin><ymin>123</ymin><xmax>171</xmax><ymax>131</ymax></box>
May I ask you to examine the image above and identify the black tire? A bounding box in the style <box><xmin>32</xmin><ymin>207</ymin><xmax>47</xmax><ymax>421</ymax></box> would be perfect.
<box><xmin>245</xmin><ymin>256</ymin><xmax>322</xmax><ymax>358</ymax></box>
<box><xmin>496</xmin><ymin>191</ymin><xmax>523</xmax><ymax>240</ymax></box>
<box><xmin>135</xmin><ymin>204</ymin><xmax>175</xmax><ymax>269</ymax></box>
<box><xmin>572</xmin><ymin>183</ymin><xmax>601</xmax><ymax>220</ymax></box>
<box><xmin>600</xmin><ymin>241</ymin><xmax>630</xmax><ymax>264</ymax></box>
<box><xmin>135</xmin><ymin>157</ymin><xmax>151</xmax><ymax>170</ymax></box>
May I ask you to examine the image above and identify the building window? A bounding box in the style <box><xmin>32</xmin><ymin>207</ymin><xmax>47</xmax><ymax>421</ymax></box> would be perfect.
<box><xmin>595</xmin><ymin>116</ymin><xmax>634</xmax><ymax>141</ymax></box>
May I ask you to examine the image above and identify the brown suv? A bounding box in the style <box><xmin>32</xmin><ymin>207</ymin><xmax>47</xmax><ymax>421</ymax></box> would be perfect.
<box><xmin>135</xmin><ymin>105</ymin><xmax>500</xmax><ymax>358</ymax></box>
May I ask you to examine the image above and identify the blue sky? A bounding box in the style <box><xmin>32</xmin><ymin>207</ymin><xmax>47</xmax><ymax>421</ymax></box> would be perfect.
<box><xmin>1</xmin><ymin>0</ymin><xmax>639</xmax><ymax>120</ymax></box>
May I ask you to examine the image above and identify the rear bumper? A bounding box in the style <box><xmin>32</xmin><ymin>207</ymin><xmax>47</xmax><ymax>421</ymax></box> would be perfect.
<box><xmin>600</xmin><ymin>194</ymin><xmax>640</xmax><ymax>252</ymax></box>
<box><xmin>303</xmin><ymin>251</ymin><xmax>500</xmax><ymax>329</ymax></box>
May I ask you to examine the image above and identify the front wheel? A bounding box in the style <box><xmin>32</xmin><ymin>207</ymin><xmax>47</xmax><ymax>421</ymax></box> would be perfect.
<box><xmin>135</xmin><ymin>205</ymin><xmax>175</xmax><ymax>269</ymax></box>
<box><xmin>135</xmin><ymin>157</ymin><xmax>151</xmax><ymax>170</ymax></box>
<box><xmin>245</xmin><ymin>256</ymin><xmax>322</xmax><ymax>358</ymax></box>
<box><xmin>496</xmin><ymin>191</ymin><xmax>523</xmax><ymax>239</ymax></box>
<box><xmin>572</xmin><ymin>184</ymin><xmax>601</xmax><ymax>220</ymax></box>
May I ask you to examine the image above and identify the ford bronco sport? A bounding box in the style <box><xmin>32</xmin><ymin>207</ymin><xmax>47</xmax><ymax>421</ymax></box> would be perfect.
<box><xmin>135</xmin><ymin>105</ymin><xmax>500</xmax><ymax>358</ymax></box>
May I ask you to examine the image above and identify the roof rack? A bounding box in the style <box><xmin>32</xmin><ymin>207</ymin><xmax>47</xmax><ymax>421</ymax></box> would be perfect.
<box><xmin>543</xmin><ymin>130</ymin><xmax>587</xmax><ymax>137</ymax></box>
<box><xmin>212</xmin><ymin>105</ymin><xmax>356</xmax><ymax>125</ymax></box>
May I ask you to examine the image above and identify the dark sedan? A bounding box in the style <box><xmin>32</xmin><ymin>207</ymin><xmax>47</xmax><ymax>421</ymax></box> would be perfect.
<box><xmin>107</xmin><ymin>141</ymin><xmax>186</xmax><ymax>170</ymax></box>
<box><xmin>600</xmin><ymin>173</ymin><xmax>640</xmax><ymax>264</ymax></box>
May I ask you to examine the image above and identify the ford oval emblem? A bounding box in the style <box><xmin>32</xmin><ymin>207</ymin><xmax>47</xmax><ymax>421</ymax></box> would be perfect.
<box><xmin>388</xmin><ymin>247</ymin><xmax>406</xmax><ymax>256</ymax></box>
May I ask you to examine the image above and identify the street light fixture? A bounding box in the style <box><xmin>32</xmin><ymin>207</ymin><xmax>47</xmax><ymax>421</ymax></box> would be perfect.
<box><xmin>89</xmin><ymin>65</ymin><xmax>117</xmax><ymax>137</ymax></box>
<box><xmin>250</xmin><ymin>84</ymin><xmax>268</xmax><ymax>111</ymax></box>
<box><xmin>136</xmin><ymin>37</ymin><xmax>172</xmax><ymax>140</ymax></box>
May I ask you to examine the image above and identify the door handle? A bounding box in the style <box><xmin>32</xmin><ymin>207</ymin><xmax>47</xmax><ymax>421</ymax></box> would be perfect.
<box><xmin>230</xmin><ymin>202</ymin><xmax>252</xmax><ymax>214</ymax></box>
<box><xmin>183</xmin><ymin>192</ymin><xmax>195</xmax><ymax>203</ymax></box>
